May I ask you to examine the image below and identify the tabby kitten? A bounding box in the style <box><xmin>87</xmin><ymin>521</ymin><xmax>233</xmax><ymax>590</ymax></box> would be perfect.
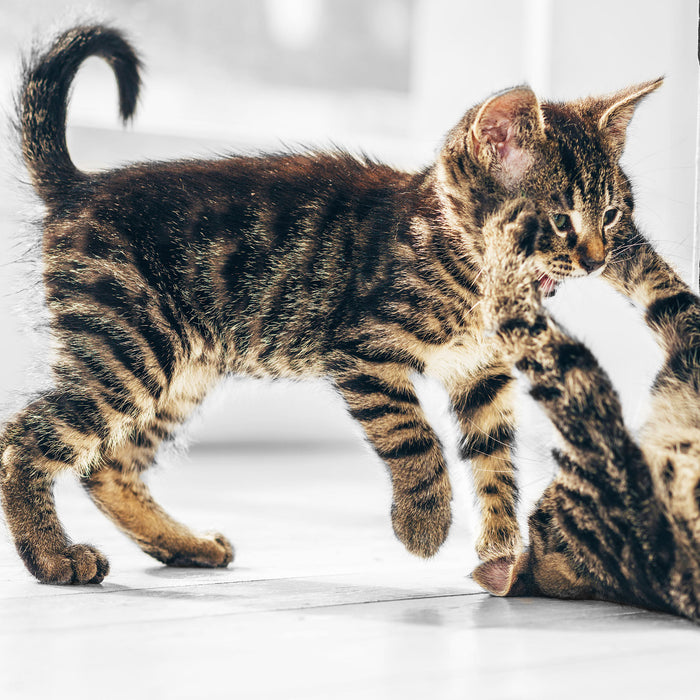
<box><xmin>0</xmin><ymin>24</ymin><xmax>662</xmax><ymax>583</ymax></box>
<box><xmin>473</xmin><ymin>200</ymin><xmax>700</xmax><ymax>621</ymax></box>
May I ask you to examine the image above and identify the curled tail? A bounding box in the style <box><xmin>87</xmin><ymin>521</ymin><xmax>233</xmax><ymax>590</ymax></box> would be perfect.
<box><xmin>19</xmin><ymin>24</ymin><xmax>141</xmax><ymax>205</ymax></box>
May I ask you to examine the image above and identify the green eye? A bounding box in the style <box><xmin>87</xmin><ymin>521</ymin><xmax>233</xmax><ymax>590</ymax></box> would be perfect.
<box><xmin>603</xmin><ymin>207</ymin><xmax>620</xmax><ymax>227</ymax></box>
<box><xmin>552</xmin><ymin>213</ymin><xmax>572</xmax><ymax>233</ymax></box>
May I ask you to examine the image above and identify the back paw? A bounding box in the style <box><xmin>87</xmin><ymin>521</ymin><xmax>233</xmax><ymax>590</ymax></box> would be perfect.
<box><xmin>148</xmin><ymin>532</ymin><xmax>234</xmax><ymax>568</ymax></box>
<box><xmin>20</xmin><ymin>543</ymin><xmax>110</xmax><ymax>585</ymax></box>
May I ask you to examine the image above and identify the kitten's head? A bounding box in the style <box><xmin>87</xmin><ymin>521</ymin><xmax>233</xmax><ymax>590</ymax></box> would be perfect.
<box><xmin>436</xmin><ymin>79</ymin><xmax>662</xmax><ymax>295</ymax></box>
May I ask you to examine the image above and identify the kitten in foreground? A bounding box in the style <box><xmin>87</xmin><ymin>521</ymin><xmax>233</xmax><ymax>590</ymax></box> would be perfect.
<box><xmin>474</xmin><ymin>200</ymin><xmax>700</xmax><ymax>621</ymax></box>
<box><xmin>0</xmin><ymin>24</ymin><xmax>664</xmax><ymax>583</ymax></box>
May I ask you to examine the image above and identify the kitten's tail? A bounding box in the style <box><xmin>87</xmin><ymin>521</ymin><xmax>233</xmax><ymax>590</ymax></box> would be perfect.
<box><xmin>18</xmin><ymin>24</ymin><xmax>141</xmax><ymax>205</ymax></box>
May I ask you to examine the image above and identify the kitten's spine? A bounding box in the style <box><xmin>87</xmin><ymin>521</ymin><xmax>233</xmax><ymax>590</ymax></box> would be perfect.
<box><xmin>19</xmin><ymin>24</ymin><xmax>141</xmax><ymax>205</ymax></box>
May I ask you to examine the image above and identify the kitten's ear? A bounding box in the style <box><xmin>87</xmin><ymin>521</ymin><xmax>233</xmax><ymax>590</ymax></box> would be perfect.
<box><xmin>471</xmin><ymin>552</ymin><xmax>533</xmax><ymax>596</ymax></box>
<box><xmin>594</xmin><ymin>78</ymin><xmax>663</xmax><ymax>157</ymax></box>
<box><xmin>470</xmin><ymin>87</ymin><xmax>545</xmax><ymax>188</ymax></box>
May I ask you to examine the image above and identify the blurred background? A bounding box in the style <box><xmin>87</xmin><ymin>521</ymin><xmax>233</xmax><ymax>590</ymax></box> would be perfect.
<box><xmin>0</xmin><ymin>1</ymin><xmax>697</xmax><ymax>520</ymax></box>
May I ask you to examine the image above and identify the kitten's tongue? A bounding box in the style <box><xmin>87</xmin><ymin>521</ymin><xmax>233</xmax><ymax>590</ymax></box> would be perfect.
<box><xmin>537</xmin><ymin>273</ymin><xmax>558</xmax><ymax>297</ymax></box>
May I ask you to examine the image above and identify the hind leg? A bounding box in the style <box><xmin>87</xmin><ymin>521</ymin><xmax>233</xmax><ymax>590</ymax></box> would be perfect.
<box><xmin>82</xmin><ymin>418</ymin><xmax>233</xmax><ymax>567</ymax></box>
<box><xmin>0</xmin><ymin>389</ymin><xmax>112</xmax><ymax>583</ymax></box>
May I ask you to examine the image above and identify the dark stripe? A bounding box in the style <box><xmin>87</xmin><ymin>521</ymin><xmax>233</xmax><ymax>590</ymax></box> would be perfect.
<box><xmin>59</xmin><ymin>312</ymin><xmax>163</xmax><ymax>400</ymax></box>
<box><xmin>67</xmin><ymin>344</ymin><xmax>140</xmax><ymax>416</ymax></box>
<box><xmin>25</xmin><ymin>415</ymin><xmax>76</xmax><ymax>463</ymax></box>
<box><xmin>378</xmin><ymin>433</ymin><xmax>435</xmax><ymax>460</ymax></box>
<box><xmin>149</xmin><ymin>424</ymin><xmax>172</xmax><ymax>441</ymax></box>
<box><xmin>350</xmin><ymin>403</ymin><xmax>409</xmax><ymax>422</ymax></box>
<box><xmin>455</xmin><ymin>155</ymin><xmax>469</xmax><ymax>180</ymax></box>
<box><xmin>557</xmin><ymin>140</ymin><xmax>585</xmax><ymax>199</ymax></box>
<box><xmin>494</xmin><ymin>470</ymin><xmax>516</xmax><ymax>492</ymax></box>
<box><xmin>88</xmin><ymin>277</ymin><xmax>177</xmax><ymax>381</ymax></box>
<box><xmin>339</xmin><ymin>374</ymin><xmax>418</xmax><ymax>405</ymax></box>
<box><xmin>386</xmin><ymin>419</ymin><xmax>423</xmax><ymax>434</ymax></box>
<box><xmin>529</xmin><ymin>383</ymin><xmax>562</xmax><ymax>402</ymax></box>
<box><xmin>453</xmin><ymin>372</ymin><xmax>512</xmax><ymax>414</ymax></box>
<box><xmin>645</xmin><ymin>291</ymin><xmax>697</xmax><ymax>328</ymax></box>
<box><xmin>647</xmin><ymin>513</ymin><xmax>676</xmax><ymax>584</ymax></box>
<box><xmin>498</xmin><ymin>317</ymin><xmax>529</xmax><ymax>335</ymax></box>
<box><xmin>661</xmin><ymin>459</ymin><xmax>675</xmax><ymax>487</ymax></box>
<box><xmin>515</xmin><ymin>356</ymin><xmax>544</xmax><ymax>374</ymax></box>
<box><xmin>554</xmin><ymin>418</ymin><xmax>601</xmax><ymax>456</ymax></box>
<box><xmin>460</xmin><ymin>423</ymin><xmax>515</xmax><ymax>459</ymax></box>
<box><xmin>337</xmin><ymin>341</ymin><xmax>425</xmax><ymax>372</ymax></box>
<box><xmin>406</xmin><ymin>465</ymin><xmax>445</xmax><ymax>496</ymax></box>
<box><xmin>45</xmin><ymin>391</ymin><xmax>109</xmax><ymax>438</ymax></box>
<box><xmin>664</xmin><ymin>346</ymin><xmax>700</xmax><ymax>386</ymax></box>
<box><xmin>551</xmin><ymin>449</ymin><xmax>623</xmax><ymax>511</ymax></box>
<box><xmin>529</xmin><ymin>505</ymin><xmax>553</xmax><ymax>530</ymax></box>
<box><xmin>556</xmin><ymin>342</ymin><xmax>597</xmax><ymax>373</ymax></box>
<box><xmin>489</xmin><ymin>500</ymin><xmax>516</xmax><ymax>519</ymax></box>
<box><xmin>397</xmin><ymin>283</ymin><xmax>459</xmax><ymax>328</ymax></box>
<box><xmin>373</xmin><ymin>306</ymin><xmax>449</xmax><ymax>345</ymax></box>
<box><xmin>432</xmin><ymin>235</ymin><xmax>479</xmax><ymax>295</ymax></box>
<box><xmin>554</xmin><ymin>479</ymin><xmax>628</xmax><ymax>546</ymax></box>
<box><xmin>258</xmin><ymin>271</ymin><xmax>293</xmax><ymax>348</ymax></box>
<box><xmin>553</xmin><ymin>485</ymin><xmax>628</xmax><ymax>587</ymax></box>
<box><xmin>133</xmin><ymin>431</ymin><xmax>156</xmax><ymax>450</ymax></box>
<box><xmin>412</xmin><ymin>495</ymin><xmax>439</xmax><ymax>512</ymax></box>
<box><xmin>556</xmin><ymin>507</ymin><xmax>626</xmax><ymax>590</ymax></box>
<box><xmin>156</xmin><ymin>408</ymin><xmax>181</xmax><ymax>423</ymax></box>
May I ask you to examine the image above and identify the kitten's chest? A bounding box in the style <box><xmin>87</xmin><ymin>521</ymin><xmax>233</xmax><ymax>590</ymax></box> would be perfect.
<box><xmin>422</xmin><ymin>331</ymin><xmax>500</xmax><ymax>388</ymax></box>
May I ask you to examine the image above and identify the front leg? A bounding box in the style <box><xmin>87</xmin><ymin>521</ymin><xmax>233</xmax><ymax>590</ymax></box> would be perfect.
<box><xmin>334</xmin><ymin>362</ymin><xmax>452</xmax><ymax>557</ymax></box>
<box><xmin>448</xmin><ymin>364</ymin><xmax>521</xmax><ymax>561</ymax></box>
<box><xmin>603</xmin><ymin>222</ymin><xmax>695</xmax><ymax>314</ymax></box>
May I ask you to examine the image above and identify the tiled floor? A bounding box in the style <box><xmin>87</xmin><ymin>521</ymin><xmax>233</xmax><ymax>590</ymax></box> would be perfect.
<box><xmin>0</xmin><ymin>444</ymin><xmax>698</xmax><ymax>700</ymax></box>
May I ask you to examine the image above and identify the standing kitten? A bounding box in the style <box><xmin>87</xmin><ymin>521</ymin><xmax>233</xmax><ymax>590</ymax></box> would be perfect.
<box><xmin>474</xmin><ymin>201</ymin><xmax>700</xmax><ymax>621</ymax></box>
<box><xmin>1</xmin><ymin>24</ymin><xmax>662</xmax><ymax>583</ymax></box>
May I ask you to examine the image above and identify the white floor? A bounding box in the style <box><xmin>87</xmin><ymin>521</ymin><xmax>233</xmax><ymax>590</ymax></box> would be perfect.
<box><xmin>0</xmin><ymin>442</ymin><xmax>698</xmax><ymax>700</ymax></box>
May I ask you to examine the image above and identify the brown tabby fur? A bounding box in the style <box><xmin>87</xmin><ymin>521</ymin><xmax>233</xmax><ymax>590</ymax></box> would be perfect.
<box><xmin>0</xmin><ymin>24</ymin><xmax>664</xmax><ymax>583</ymax></box>
<box><xmin>473</xmin><ymin>201</ymin><xmax>700</xmax><ymax>622</ymax></box>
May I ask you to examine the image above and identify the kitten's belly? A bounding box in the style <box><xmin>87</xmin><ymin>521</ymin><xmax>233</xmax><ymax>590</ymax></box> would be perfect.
<box><xmin>422</xmin><ymin>333</ymin><xmax>499</xmax><ymax>388</ymax></box>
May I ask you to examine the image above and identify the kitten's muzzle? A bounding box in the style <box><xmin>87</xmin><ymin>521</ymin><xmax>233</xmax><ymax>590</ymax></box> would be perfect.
<box><xmin>579</xmin><ymin>251</ymin><xmax>606</xmax><ymax>274</ymax></box>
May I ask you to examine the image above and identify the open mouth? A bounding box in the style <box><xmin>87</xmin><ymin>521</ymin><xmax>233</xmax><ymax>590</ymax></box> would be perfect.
<box><xmin>536</xmin><ymin>272</ymin><xmax>560</xmax><ymax>297</ymax></box>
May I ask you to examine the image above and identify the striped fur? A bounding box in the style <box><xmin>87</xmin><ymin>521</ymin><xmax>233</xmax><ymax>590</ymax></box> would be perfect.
<box><xmin>473</xmin><ymin>201</ymin><xmax>700</xmax><ymax>622</ymax></box>
<box><xmin>0</xmin><ymin>25</ymin><xmax>663</xmax><ymax>583</ymax></box>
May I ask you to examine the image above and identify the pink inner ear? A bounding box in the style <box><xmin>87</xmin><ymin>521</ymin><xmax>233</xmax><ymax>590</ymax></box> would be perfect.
<box><xmin>472</xmin><ymin>88</ymin><xmax>540</xmax><ymax>187</ymax></box>
<box><xmin>476</xmin><ymin>115</ymin><xmax>533</xmax><ymax>185</ymax></box>
<box><xmin>481</xmin><ymin>119</ymin><xmax>510</xmax><ymax>149</ymax></box>
<box><xmin>472</xmin><ymin>556</ymin><xmax>516</xmax><ymax>596</ymax></box>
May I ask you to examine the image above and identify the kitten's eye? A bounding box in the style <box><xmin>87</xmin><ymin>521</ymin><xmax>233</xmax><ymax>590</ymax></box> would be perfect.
<box><xmin>602</xmin><ymin>207</ymin><xmax>620</xmax><ymax>228</ymax></box>
<box><xmin>552</xmin><ymin>213</ymin><xmax>572</xmax><ymax>233</ymax></box>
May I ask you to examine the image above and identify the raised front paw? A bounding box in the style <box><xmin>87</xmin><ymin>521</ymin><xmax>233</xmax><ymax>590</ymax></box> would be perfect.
<box><xmin>19</xmin><ymin>542</ymin><xmax>110</xmax><ymax>584</ymax></box>
<box><xmin>484</xmin><ymin>198</ymin><xmax>541</xmax><ymax>258</ymax></box>
<box><xmin>480</xmin><ymin>202</ymin><xmax>546</xmax><ymax>339</ymax></box>
<box><xmin>391</xmin><ymin>490</ymin><xmax>452</xmax><ymax>558</ymax></box>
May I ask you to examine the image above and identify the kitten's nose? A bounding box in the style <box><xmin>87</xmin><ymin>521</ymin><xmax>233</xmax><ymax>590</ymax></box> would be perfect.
<box><xmin>579</xmin><ymin>252</ymin><xmax>605</xmax><ymax>273</ymax></box>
